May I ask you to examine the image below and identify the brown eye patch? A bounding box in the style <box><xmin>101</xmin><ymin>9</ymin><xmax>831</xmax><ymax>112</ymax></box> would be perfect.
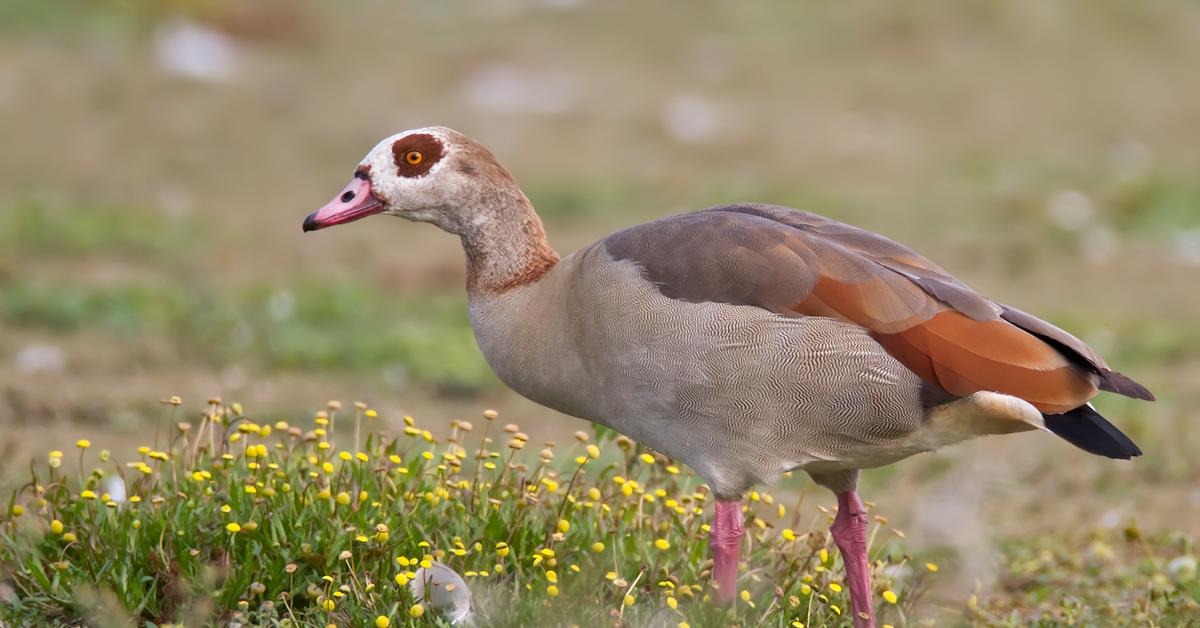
<box><xmin>391</xmin><ymin>133</ymin><xmax>445</xmax><ymax>178</ymax></box>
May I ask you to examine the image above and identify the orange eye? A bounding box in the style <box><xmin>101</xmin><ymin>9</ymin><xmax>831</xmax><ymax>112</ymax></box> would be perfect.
<box><xmin>404</xmin><ymin>150</ymin><xmax>423</xmax><ymax>165</ymax></box>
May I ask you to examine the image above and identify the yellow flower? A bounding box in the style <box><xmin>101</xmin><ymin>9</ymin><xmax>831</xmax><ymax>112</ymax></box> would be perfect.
<box><xmin>667</xmin><ymin>596</ymin><xmax>678</xmax><ymax>609</ymax></box>
<box><xmin>679</xmin><ymin>624</ymin><xmax>690</xmax><ymax>628</ymax></box>
<box><xmin>883</xmin><ymin>590</ymin><xmax>898</xmax><ymax>604</ymax></box>
<box><xmin>408</xmin><ymin>603</ymin><xmax>425</xmax><ymax>618</ymax></box>
<box><xmin>322</xmin><ymin>599</ymin><xmax>336</xmax><ymax>611</ymax></box>
<box><xmin>587</xmin><ymin>487</ymin><xmax>601</xmax><ymax>501</ymax></box>
<box><xmin>226</xmin><ymin>522</ymin><xmax>242</xmax><ymax>533</ymax></box>
<box><xmin>782</xmin><ymin>529</ymin><xmax>796</xmax><ymax>542</ymax></box>
<box><xmin>79</xmin><ymin>490</ymin><xmax>96</xmax><ymax>500</ymax></box>
<box><xmin>356</xmin><ymin>452</ymin><xmax>369</xmax><ymax>462</ymax></box>
<box><xmin>335</xmin><ymin>492</ymin><xmax>351</xmax><ymax>506</ymax></box>
<box><xmin>338</xmin><ymin>451</ymin><xmax>352</xmax><ymax>461</ymax></box>
<box><xmin>654</xmin><ymin>538</ymin><xmax>670</xmax><ymax>551</ymax></box>
<box><xmin>546</xmin><ymin>570</ymin><xmax>558</xmax><ymax>583</ymax></box>
<box><xmin>10</xmin><ymin>505</ymin><xmax>24</xmax><ymax>517</ymax></box>
<box><xmin>585</xmin><ymin>444</ymin><xmax>600</xmax><ymax>459</ymax></box>
<box><xmin>75</xmin><ymin>440</ymin><xmax>90</xmax><ymax>449</ymax></box>
<box><xmin>624</xmin><ymin>594</ymin><xmax>635</xmax><ymax>606</ymax></box>
<box><xmin>547</xmin><ymin>584</ymin><xmax>559</xmax><ymax>597</ymax></box>
<box><xmin>394</xmin><ymin>573</ymin><xmax>409</xmax><ymax>586</ymax></box>
<box><xmin>557</xmin><ymin>519</ymin><xmax>570</xmax><ymax>534</ymax></box>
<box><xmin>639</xmin><ymin>453</ymin><xmax>655</xmax><ymax>464</ymax></box>
<box><xmin>829</xmin><ymin>583</ymin><xmax>842</xmax><ymax>593</ymax></box>
<box><xmin>374</xmin><ymin>616</ymin><xmax>389</xmax><ymax>628</ymax></box>
<box><xmin>50</xmin><ymin>519</ymin><xmax>64</xmax><ymax>535</ymax></box>
<box><xmin>591</xmin><ymin>542</ymin><xmax>605</xmax><ymax>553</ymax></box>
<box><xmin>925</xmin><ymin>562</ymin><xmax>939</xmax><ymax>573</ymax></box>
<box><xmin>62</xmin><ymin>532</ymin><xmax>78</xmax><ymax>543</ymax></box>
<box><xmin>740</xmin><ymin>590</ymin><xmax>751</xmax><ymax>602</ymax></box>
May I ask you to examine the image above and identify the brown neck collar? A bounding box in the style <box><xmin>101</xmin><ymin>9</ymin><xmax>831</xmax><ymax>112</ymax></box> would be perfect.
<box><xmin>461</xmin><ymin>196</ymin><xmax>560</xmax><ymax>295</ymax></box>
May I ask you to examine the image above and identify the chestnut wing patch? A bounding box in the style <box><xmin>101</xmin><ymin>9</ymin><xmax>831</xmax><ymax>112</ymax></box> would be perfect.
<box><xmin>603</xmin><ymin>204</ymin><xmax>1147</xmax><ymax>413</ymax></box>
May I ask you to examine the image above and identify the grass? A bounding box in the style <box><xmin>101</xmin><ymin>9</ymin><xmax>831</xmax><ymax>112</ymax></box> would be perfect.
<box><xmin>2</xmin><ymin>400</ymin><xmax>1197</xmax><ymax>626</ymax></box>
<box><xmin>3</xmin><ymin>399</ymin><xmax>930</xmax><ymax>627</ymax></box>
<box><xmin>0</xmin><ymin>278</ymin><xmax>492</xmax><ymax>393</ymax></box>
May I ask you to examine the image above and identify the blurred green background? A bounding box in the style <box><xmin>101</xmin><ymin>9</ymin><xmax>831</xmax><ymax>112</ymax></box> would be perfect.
<box><xmin>1</xmin><ymin>0</ymin><xmax>1198</xmax><ymax>619</ymax></box>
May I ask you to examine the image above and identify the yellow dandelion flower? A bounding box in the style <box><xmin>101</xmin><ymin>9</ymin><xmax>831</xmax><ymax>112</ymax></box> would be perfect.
<box><xmin>62</xmin><ymin>532</ymin><xmax>77</xmax><ymax>543</ymax></box>
<box><xmin>335</xmin><ymin>492</ymin><xmax>351</xmax><ymax>505</ymax></box>
<box><xmin>679</xmin><ymin>623</ymin><xmax>690</xmax><ymax>628</ymax></box>
<box><xmin>547</xmin><ymin>584</ymin><xmax>559</xmax><ymax>597</ymax></box>
<box><xmin>50</xmin><ymin>519</ymin><xmax>64</xmax><ymax>535</ymax></box>
<box><xmin>547</xmin><ymin>570</ymin><xmax>558</xmax><ymax>583</ymax></box>
<box><xmin>819</xmin><ymin>548</ymin><xmax>829</xmax><ymax>564</ymax></box>
<box><xmin>322</xmin><ymin>599</ymin><xmax>335</xmax><ymax>611</ymax></box>
<box><xmin>587</xmin><ymin>487</ymin><xmax>601</xmax><ymax>500</ymax></box>
<box><xmin>830</xmin><ymin>604</ymin><xmax>841</xmax><ymax>615</ymax></box>
<box><xmin>374</xmin><ymin>617</ymin><xmax>389</xmax><ymax>628</ymax></box>
<box><xmin>11</xmin><ymin>505</ymin><xmax>24</xmax><ymax>517</ymax></box>
<box><xmin>408</xmin><ymin>604</ymin><xmax>424</xmax><ymax>618</ymax></box>
<box><xmin>79</xmin><ymin>490</ymin><xmax>96</xmax><ymax>500</ymax></box>
<box><xmin>394</xmin><ymin>573</ymin><xmax>409</xmax><ymax>586</ymax></box>
<box><xmin>740</xmin><ymin>590</ymin><xmax>751</xmax><ymax>602</ymax></box>
<box><xmin>639</xmin><ymin>453</ymin><xmax>655</xmax><ymax>464</ymax></box>
<box><xmin>667</xmin><ymin>596</ymin><xmax>678</xmax><ymax>609</ymax></box>
<box><xmin>654</xmin><ymin>538</ymin><xmax>670</xmax><ymax>551</ymax></box>
<box><xmin>925</xmin><ymin>562</ymin><xmax>939</xmax><ymax>573</ymax></box>
<box><xmin>782</xmin><ymin>529</ymin><xmax>796</xmax><ymax>541</ymax></box>
<box><xmin>586</xmin><ymin>444</ymin><xmax>601</xmax><ymax>459</ymax></box>
<box><xmin>883</xmin><ymin>590</ymin><xmax>898</xmax><ymax>604</ymax></box>
<box><xmin>591</xmin><ymin>542</ymin><xmax>605</xmax><ymax>553</ymax></box>
<box><xmin>356</xmin><ymin>452</ymin><xmax>369</xmax><ymax>462</ymax></box>
<box><xmin>75</xmin><ymin>440</ymin><xmax>90</xmax><ymax>449</ymax></box>
<box><xmin>829</xmin><ymin>583</ymin><xmax>842</xmax><ymax>593</ymax></box>
<box><xmin>624</xmin><ymin>594</ymin><xmax>635</xmax><ymax>606</ymax></box>
<box><xmin>226</xmin><ymin>523</ymin><xmax>242</xmax><ymax>533</ymax></box>
<box><xmin>557</xmin><ymin>519</ymin><xmax>570</xmax><ymax>534</ymax></box>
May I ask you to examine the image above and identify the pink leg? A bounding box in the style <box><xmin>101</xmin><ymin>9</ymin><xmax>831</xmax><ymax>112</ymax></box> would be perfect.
<box><xmin>831</xmin><ymin>490</ymin><xmax>874</xmax><ymax>627</ymax></box>
<box><xmin>709</xmin><ymin>499</ymin><xmax>744</xmax><ymax>602</ymax></box>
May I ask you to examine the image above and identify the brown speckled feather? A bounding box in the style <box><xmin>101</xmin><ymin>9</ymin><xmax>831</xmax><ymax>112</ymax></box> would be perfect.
<box><xmin>604</xmin><ymin>204</ymin><xmax>1150</xmax><ymax>414</ymax></box>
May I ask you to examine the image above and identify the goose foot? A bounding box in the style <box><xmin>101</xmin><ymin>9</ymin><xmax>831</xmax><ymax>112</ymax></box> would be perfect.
<box><xmin>831</xmin><ymin>489</ymin><xmax>875</xmax><ymax>628</ymax></box>
<box><xmin>709</xmin><ymin>499</ymin><xmax>744</xmax><ymax>603</ymax></box>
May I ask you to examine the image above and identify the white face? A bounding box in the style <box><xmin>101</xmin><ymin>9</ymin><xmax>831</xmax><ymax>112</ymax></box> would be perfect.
<box><xmin>304</xmin><ymin>126</ymin><xmax>479</xmax><ymax>233</ymax></box>
<box><xmin>358</xmin><ymin>127</ymin><xmax>458</xmax><ymax>223</ymax></box>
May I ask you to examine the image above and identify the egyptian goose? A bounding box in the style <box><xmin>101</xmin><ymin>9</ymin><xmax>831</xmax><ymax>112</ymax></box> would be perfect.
<box><xmin>303</xmin><ymin>127</ymin><xmax>1153</xmax><ymax>627</ymax></box>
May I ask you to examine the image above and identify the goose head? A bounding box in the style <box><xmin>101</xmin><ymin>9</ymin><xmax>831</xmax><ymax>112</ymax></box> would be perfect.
<box><xmin>303</xmin><ymin>126</ymin><xmax>522</xmax><ymax>235</ymax></box>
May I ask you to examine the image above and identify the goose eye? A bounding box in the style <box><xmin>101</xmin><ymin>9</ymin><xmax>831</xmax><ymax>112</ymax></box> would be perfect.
<box><xmin>404</xmin><ymin>150</ymin><xmax>423</xmax><ymax>165</ymax></box>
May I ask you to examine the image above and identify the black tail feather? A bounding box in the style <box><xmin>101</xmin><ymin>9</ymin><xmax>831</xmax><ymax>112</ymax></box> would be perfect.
<box><xmin>1044</xmin><ymin>405</ymin><xmax>1142</xmax><ymax>460</ymax></box>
